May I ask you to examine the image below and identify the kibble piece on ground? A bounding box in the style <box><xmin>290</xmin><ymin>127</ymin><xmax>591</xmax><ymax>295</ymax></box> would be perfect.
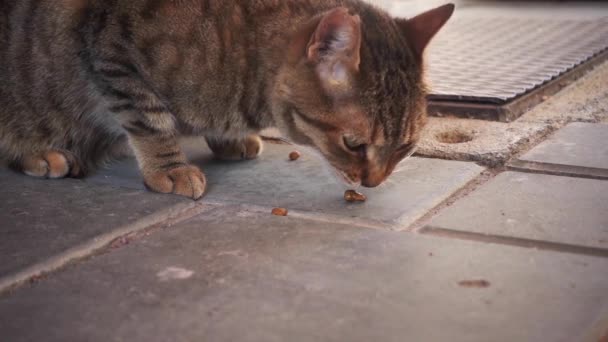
<box><xmin>289</xmin><ymin>151</ymin><xmax>301</xmax><ymax>161</ymax></box>
<box><xmin>458</xmin><ymin>279</ymin><xmax>491</xmax><ymax>288</ymax></box>
<box><xmin>344</xmin><ymin>190</ymin><xmax>367</xmax><ymax>202</ymax></box>
<box><xmin>271</xmin><ymin>207</ymin><xmax>288</xmax><ymax>216</ymax></box>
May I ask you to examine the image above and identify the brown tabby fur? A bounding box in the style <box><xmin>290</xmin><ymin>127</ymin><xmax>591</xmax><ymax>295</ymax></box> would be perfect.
<box><xmin>0</xmin><ymin>0</ymin><xmax>454</xmax><ymax>199</ymax></box>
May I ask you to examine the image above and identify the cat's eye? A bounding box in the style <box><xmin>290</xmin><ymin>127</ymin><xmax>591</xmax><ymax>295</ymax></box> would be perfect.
<box><xmin>343</xmin><ymin>135</ymin><xmax>367</xmax><ymax>156</ymax></box>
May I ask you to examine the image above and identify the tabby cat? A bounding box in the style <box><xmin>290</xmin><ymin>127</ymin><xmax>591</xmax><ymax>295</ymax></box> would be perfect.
<box><xmin>0</xmin><ymin>0</ymin><xmax>454</xmax><ymax>199</ymax></box>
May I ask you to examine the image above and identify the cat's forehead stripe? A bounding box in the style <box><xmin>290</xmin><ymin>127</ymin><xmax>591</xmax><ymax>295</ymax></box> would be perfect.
<box><xmin>371</xmin><ymin>123</ymin><xmax>386</xmax><ymax>146</ymax></box>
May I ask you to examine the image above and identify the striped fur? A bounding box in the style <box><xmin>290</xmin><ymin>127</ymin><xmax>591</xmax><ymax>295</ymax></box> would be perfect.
<box><xmin>0</xmin><ymin>0</ymin><xmax>453</xmax><ymax>198</ymax></box>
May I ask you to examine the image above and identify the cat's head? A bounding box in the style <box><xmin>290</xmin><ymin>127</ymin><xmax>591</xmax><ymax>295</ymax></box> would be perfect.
<box><xmin>272</xmin><ymin>4</ymin><xmax>454</xmax><ymax>187</ymax></box>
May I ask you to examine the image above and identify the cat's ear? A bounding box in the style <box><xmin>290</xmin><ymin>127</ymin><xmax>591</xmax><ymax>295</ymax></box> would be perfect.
<box><xmin>306</xmin><ymin>8</ymin><xmax>362</xmax><ymax>93</ymax></box>
<box><xmin>306</xmin><ymin>7</ymin><xmax>362</xmax><ymax>70</ymax></box>
<box><xmin>396</xmin><ymin>3</ymin><xmax>455</xmax><ymax>57</ymax></box>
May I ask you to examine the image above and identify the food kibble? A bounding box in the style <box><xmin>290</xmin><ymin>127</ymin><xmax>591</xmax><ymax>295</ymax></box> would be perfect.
<box><xmin>289</xmin><ymin>151</ymin><xmax>301</xmax><ymax>161</ymax></box>
<box><xmin>344</xmin><ymin>190</ymin><xmax>366</xmax><ymax>203</ymax></box>
<box><xmin>271</xmin><ymin>207</ymin><xmax>288</xmax><ymax>216</ymax></box>
<box><xmin>458</xmin><ymin>279</ymin><xmax>491</xmax><ymax>288</ymax></box>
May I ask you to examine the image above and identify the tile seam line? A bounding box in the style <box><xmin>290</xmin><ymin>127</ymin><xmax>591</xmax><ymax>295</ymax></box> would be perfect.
<box><xmin>0</xmin><ymin>198</ymin><xmax>398</xmax><ymax>295</ymax></box>
<box><xmin>202</xmin><ymin>200</ymin><xmax>397</xmax><ymax>231</ymax></box>
<box><xmin>0</xmin><ymin>201</ymin><xmax>207</xmax><ymax>295</ymax></box>
<box><xmin>402</xmin><ymin>168</ymin><xmax>497</xmax><ymax>232</ymax></box>
<box><xmin>420</xmin><ymin>226</ymin><xmax>608</xmax><ymax>258</ymax></box>
<box><xmin>508</xmin><ymin>160</ymin><xmax>608</xmax><ymax>180</ymax></box>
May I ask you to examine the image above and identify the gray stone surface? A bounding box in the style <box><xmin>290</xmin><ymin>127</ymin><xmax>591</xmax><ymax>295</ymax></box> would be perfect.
<box><xmin>0</xmin><ymin>169</ymin><xmax>187</xmax><ymax>279</ymax></box>
<box><xmin>429</xmin><ymin>172</ymin><xmax>608</xmax><ymax>249</ymax></box>
<box><xmin>417</xmin><ymin>117</ymin><xmax>549</xmax><ymax>166</ymax></box>
<box><xmin>89</xmin><ymin>140</ymin><xmax>484</xmax><ymax>226</ymax></box>
<box><xmin>1</xmin><ymin>207</ymin><xmax>606</xmax><ymax>342</ymax></box>
<box><xmin>518</xmin><ymin>122</ymin><xmax>608</xmax><ymax>170</ymax></box>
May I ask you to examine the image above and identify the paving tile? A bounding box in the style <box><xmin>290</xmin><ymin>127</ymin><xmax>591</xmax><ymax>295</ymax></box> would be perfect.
<box><xmin>520</xmin><ymin>123</ymin><xmax>608</xmax><ymax>168</ymax></box>
<box><xmin>0</xmin><ymin>207</ymin><xmax>606</xmax><ymax>342</ymax></box>
<box><xmin>89</xmin><ymin>139</ymin><xmax>484</xmax><ymax>226</ymax></box>
<box><xmin>429</xmin><ymin>172</ymin><xmax>608</xmax><ymax>249</ymax></box>
<box><xmin>0</xmin><ymin>169</ymin><xmax>187</xmax><ymax>279</ymax></box>
<box><xmin>510</xmin><ymin>123</ymin><xmax>608</xmax><ymax>178</ymax></box>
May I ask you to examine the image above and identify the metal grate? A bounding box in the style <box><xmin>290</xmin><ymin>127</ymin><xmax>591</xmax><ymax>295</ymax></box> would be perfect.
<box><xmin>426</xmin><ymin>10</ymin><xmax>608</xmax><ymax>112</ymax></box>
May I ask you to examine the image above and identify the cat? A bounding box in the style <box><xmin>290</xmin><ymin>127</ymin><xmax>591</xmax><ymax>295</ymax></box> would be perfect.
<box><xmin>0</xmin><ymin>0</ymin><xmax>454</xmax><ymax>199</ymax></box>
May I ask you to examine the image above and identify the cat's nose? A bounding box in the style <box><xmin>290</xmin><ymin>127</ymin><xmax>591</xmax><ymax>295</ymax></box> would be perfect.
<box><xmin>361</xmin><ymin>172</ymin><xmax>384</xmax><ymax>188</ymax></box>
<box><xmin>361</xmin><ymin>179</ymin><xmax>380</xmax><ymax>188</ymax></box>
<box><xmin>360</xmin><ymin>160</ymin><xmax>387</xmax><ymax>188</ymax></box>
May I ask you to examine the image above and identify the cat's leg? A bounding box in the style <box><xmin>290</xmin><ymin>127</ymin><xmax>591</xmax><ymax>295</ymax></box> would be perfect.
<box><xmin>103</xmin><ymin>89</ymin><xmax>205</xmax><ymax>200</ymax></box>
<box><xmin>128</xmin><ymin>131</ymin><xmax>206</xmax><ymax>200</ymax></box>
<box><xmin>115</xmin><ymin>106</ymin><xmax>206</xmax><ymax>199</ymax></box>
<box><xmin>88</xmin><ymin>40</ymin><xmax>205</xmax><ymax>199</ymax></box>
<box><xmin>205</xmin><ymin>134</ymin><xmax>263</xmax><ymax>161</ymax></box>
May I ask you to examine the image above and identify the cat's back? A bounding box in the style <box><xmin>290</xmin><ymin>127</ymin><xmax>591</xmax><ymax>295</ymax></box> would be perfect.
<box><xmin>0</xmin><ymin>0</ymin><xmax>88</xmax><ymax>82</ymax></box>
<box><xmin>0</xmin><ymin>0</ymin><xmax>106</xmax><ymax>137</ymax></box>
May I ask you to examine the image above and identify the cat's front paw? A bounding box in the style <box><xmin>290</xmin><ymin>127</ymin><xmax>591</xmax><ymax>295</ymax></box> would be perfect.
<box><xmin>143</xmin><ymin>164</ymin><xmax>206</xmax><ymax>200</ymax></box>
<box><xmin>16</xmin><ymin>150</ymin><xmax>84</xmax><ymax>179</ymax></box>
<box><xmin>206</xmin><ymin>135</ymin><xmax>263</xmax><ymax>161</ymax></box>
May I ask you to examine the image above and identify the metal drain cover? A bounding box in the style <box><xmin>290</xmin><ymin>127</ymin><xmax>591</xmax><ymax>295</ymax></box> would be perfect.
<box><xmin>426</xmin><ymin>7</ymin><xmax>608</xmax><ymax>121</ymax></box>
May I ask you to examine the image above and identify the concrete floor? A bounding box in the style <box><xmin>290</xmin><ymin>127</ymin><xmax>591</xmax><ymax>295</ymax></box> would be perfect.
<box><xmin>1</xmin><ymin>120</ymin><xmax>607</xmax><ymax>341</ymax></box>
<box><xmin>1</xmin><ymin>2</ymin><xmax>608</xmax><ymax>342</ymax></box>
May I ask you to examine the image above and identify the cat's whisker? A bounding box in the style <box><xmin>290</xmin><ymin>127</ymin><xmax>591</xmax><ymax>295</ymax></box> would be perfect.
<box><xmin>383</xmin><ymin>178</ymin><xmax>396</xmax><ymax>188</ymax></box>
<box><xmin>392</xmin><ymin>151</ymin><xmax>418</xmax><ymax>174</ymax></box>
<box><xmin>393</xmin><ymin>165</ymin><xmax>408</xmax><ymax>174</ymax></box>
<box><xmin>296</xmin><ymin>144</ymin><xmax>353</xmax><ymax>187</ymax></box>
